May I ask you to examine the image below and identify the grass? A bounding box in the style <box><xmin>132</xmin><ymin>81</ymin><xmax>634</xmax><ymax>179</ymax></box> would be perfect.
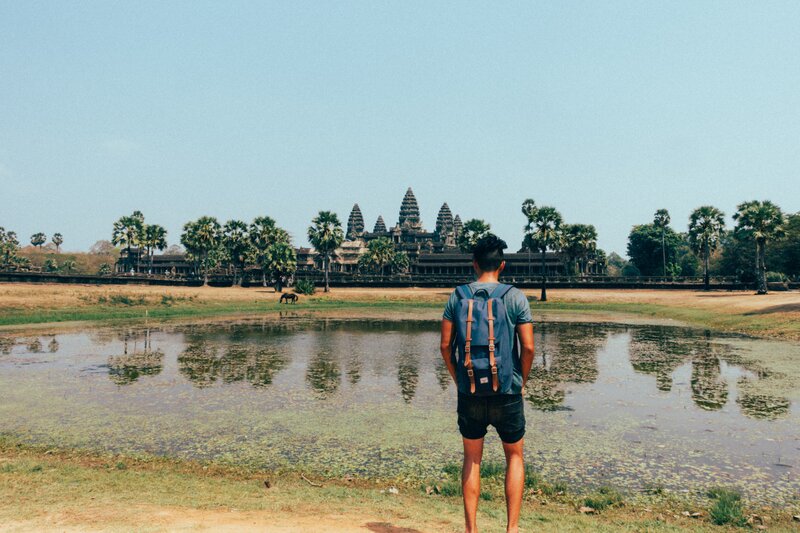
<box><xmin>707</xmin><ymin>487</ymin><xmax>748</xmax><ymax>527</ymax></box>
<box><xmin>3</xmin><ymin>438</ymin><xmax>800</xmax><ymax>531</ymax></box>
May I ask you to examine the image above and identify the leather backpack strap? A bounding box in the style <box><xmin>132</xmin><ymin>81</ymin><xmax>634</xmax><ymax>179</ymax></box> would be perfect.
<box><xmin>464</xmin><ymin>298</ymin><xmax>475</xmax><ymax>394</ymax></box>
<box><xmin>487</xmin><ymin>299</ymin><xmax>498</xmax><ymax>392</ymax></box>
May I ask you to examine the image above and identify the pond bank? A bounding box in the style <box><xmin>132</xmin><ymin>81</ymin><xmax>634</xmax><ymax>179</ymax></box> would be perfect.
<box><xmin>2</xmin><ymin>283</ymin><xmax>800</xmax><ymax>341</ymax></box>
<box><xmin>3</xmin><ymin>439</ymin><xmax>798</xmax><ymax>532</ymax></box>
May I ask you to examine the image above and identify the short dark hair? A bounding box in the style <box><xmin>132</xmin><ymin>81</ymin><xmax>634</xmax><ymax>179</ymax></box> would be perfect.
<box><xmin>472</xmin><ymin>234</ymin><xmax>507</xmax><ymax>271</ymax></box>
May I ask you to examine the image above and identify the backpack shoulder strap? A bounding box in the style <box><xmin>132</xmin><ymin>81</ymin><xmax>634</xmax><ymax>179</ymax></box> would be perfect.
<box><xmin>455</xmin><ymin>284</ymin><xmax>473</xmax><ymax>301</ymax></box>
<box><xmin>489</xmin><ymin>283</ymin><xmax>513</xmax><ymax>300</ymax></box>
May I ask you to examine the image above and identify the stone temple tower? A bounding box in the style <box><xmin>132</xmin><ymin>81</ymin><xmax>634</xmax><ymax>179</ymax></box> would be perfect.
<box><xmin>435</xmin><ymin>202</ymin><xmax>454</xmax><ymax>236</ymax></box>
<box><xmin>346</xmin><ymin>203</ymin><xmax>365</xmax><ymax>240</ymax></box>
<box><xmin>398</xmin><ymin>187</ymin><xmax>422</xmax><ymax>229</ymax></box>
<box><xmin>373</xmin><ymin>215</ymin><xmax>387</xmax><ymax>233</ymax></box>
<box><xmin>453</xmin><ymin>214</ymin><xmax>463</xmax><ymax>240</ymax></box>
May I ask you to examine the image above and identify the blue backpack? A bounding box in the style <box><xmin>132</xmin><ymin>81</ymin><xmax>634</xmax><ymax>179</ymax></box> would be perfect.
<box><xmin>452</xmin><ymin>283</ymin><xmax>517</xmax><ymax>395</ymax></box>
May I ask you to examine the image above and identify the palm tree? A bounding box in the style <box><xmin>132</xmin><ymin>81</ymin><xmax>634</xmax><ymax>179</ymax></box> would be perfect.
<box><xmin>141</xmin><ymin>224</ymin><xmax>167</xmax><ymax>275</ymax></box>
<box><xmin>181</xmin><ymin>216</ymin><xmax>222</xmax><ymax>285</ymax></box>
<box><xmin>30</xmin><ymin>232</ymin><xmax>46</xmax><ymax>249</ymax></box>
<box><xmin>265</xmin><ymin>241</ymin><xmax>297</xmax><ymax>292</ymax></box>
<box><xmin>112</xmin><ymin>211</ymin><xmax>145</xmax><ymax>271</ymax></box>
<box><xmin>222</xmin><ymin>220</ymin><xmax>251</xmax><ymax>286</ymax></box>
<box><xmin>360</xmin><ymin>237</ymin><xmax>396</xmax><ymax>278</ymax></box>
<box><xmin>456</xmin><ymin>219</ymin><xmax>491</xmax><ymax>253</ymax></box>
<box><xmin>51</xmin><ymin>233</ymin><xmax>63</xmax><ymax>252</ymax></box>
<box><xmin>653</xmin><ymin>209</ymin><xmax>671</xmax><ymax>278</ymax></box>
<box><xmin>249</xmin><ymin>216</ymin><xmax>280</xmax><ymax>287</ymax></box>
<box><xmin>521</xmin><ymin>199</ymin><xmax>537</xmax><ymax>276</ymax></box>
<box><xmin>733</xmin><ymin>200</ymin><xmax>785</xmax><ymax>294</ymax></box>
<box><xmin>524</xmin><ymin>206</ymin><xmax>563</xmax><ymax>302</ymax></box>
<box><xmin>688</xmin><ymin>206</ymin><xmax>726</xmax><ymax>291</ymax></box>
<box><xmin>307</xmin><ymin>211</ymin><xmax>344</xmax><ymax>293</ymax></box>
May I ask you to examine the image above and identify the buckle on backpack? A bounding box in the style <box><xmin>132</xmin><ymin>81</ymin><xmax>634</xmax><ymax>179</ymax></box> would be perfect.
<box><xmin>491</xmin><ymin>366</ymin><xmax>498</xmax><ymax>375</ymax></box>
<box><xmin>467</xmin><ymin>369</ymin><xmax>474</xmax><ymax>377</ymax></box>
<box><xmin>488</xmin><ymin>342</ymin><xmax>495</xmax><ymax>351</ymax></box>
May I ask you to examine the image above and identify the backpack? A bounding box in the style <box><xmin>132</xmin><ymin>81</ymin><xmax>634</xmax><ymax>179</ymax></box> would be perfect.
<box><xmin>452</xmin><ymin>283</ymin><xmax>517</xmax><ymax>395</ymax></box>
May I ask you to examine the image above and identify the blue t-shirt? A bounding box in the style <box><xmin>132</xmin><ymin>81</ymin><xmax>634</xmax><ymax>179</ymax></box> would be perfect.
<box><xmin>442</xmin><ymin>282</ymin><xmax>533</xmax><ymax>394</ymax></box>
<box><xmin>442</xmin><ymin>282</ymin><xmax>533</xmax><ymax>326</ymax></box>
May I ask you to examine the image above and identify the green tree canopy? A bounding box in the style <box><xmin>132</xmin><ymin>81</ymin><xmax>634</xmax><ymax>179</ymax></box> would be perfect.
<box><xmin>456</xmin><ymin>219</ymin><xmax>491</xmax><ymax>253</ymax></box>
<box><xmin>733</xmin><ymin>200</ymin><xmax>785</xmax><ymax>294</ymax></box>
<box><xmin>307</xmin><ymin>211</ymin><xmax>344</xmax><ymax>293</ymax></box>
<box><xmin>626</xmin><ymin>223</ymin><xmax>682</xmax><ymax>276</ymax></box>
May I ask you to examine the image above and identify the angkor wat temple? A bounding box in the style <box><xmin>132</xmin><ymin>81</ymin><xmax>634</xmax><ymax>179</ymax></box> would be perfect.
<box><xmin>116</xmin><ymin>187</ymin><xmax>578</xmax><ymax>284</ymax></box>
<box><xmin>295</xmin><ymin>187</ymin><xmax>569</xmax><ymax>279</ymax></box>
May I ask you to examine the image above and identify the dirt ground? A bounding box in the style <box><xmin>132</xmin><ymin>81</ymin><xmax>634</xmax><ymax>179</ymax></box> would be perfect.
<box><xmin>2</xmin><ymin>282</ymin><xmax>799</xmax><ymax>311</ymax></box>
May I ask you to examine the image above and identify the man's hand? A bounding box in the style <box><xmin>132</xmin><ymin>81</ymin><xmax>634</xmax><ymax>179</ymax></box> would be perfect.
<box><xmin>439</xmin><ymin>319</ymin><xmax>457</xmax><ymax>383</ymax></box>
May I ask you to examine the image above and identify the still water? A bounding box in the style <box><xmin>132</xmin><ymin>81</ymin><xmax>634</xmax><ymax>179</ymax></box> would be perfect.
<box><xmin>1</xmin><ymin>317</ymin><xmax>798</xmax><ymax>504</ymax></box>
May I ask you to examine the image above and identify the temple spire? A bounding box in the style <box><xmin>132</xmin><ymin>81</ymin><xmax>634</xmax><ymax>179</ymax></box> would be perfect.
<box><xmin>373</xmin><ymin>215</ymin><xmax>387</xmax><ymax>233</ymax></box>
<box><xmin>346</xmin><ymin>203</ymin><xmax>365</xmax><ymax>240</ymax></box>
<box><xmin>398</xmin><ymin>187</ymin><xmax>422</xmax><ymax>228</ymax></box>
<box><xmin>453</xmin><ymin>214</ymin><xmax>463</xmax><ymax>239</ymax></box>
<box><xmin>435</xmin><ymin>202</ymin><xmax>454</xmax><ymax>236</ymax></box>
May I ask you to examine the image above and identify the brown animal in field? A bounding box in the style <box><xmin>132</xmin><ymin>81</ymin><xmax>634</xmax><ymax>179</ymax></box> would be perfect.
<box><xmin>280</xmin><ymin>293</ymin><xmax>298</xmax><ymax>304</ymax></box>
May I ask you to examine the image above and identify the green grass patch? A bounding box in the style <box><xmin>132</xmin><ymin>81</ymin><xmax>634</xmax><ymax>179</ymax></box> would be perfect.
<box><xmin>707</xmin><ymin>487</ymin><xmax>748</xmax><ymax>527</ymax></box>
<box><xmin>582</xmin><ymin>486</ymin><xmax>624</xmax><ymax>511</ymax></box>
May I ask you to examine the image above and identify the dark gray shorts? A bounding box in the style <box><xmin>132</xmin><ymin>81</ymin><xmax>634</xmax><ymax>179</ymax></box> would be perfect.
<box><xmin>456</xmin><ymin>393</ymin><xmax>526</xmax><ymax>444</ymax></box>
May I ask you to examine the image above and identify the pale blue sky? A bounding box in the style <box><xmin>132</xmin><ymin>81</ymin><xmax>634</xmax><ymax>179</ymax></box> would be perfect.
<box><xmin>2</xmin><ymin>1</ymin><xmax>799</xmax><ymax>256</ymax></box>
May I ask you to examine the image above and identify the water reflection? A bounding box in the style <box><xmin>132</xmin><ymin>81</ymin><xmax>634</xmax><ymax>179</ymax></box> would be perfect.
<box><xmin>108</xmin><ymin>329</ymin><xmax>164</xmax><ymax>385</ymax></box>
<box><xmin>4</xmin><ymin>320</ymin><xmax>794</xmax><ymax>421</ymax></box>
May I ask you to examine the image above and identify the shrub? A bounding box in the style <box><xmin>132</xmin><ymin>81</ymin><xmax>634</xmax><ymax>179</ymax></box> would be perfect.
<box><xmin>293</xmin><ymin>279</ymin><xmax>316</xmax><ymax>295</ymax></box>
<box><xmin>766</xmin><ymin>271</ymin><xmax>786</xmax><ymax>282</ymax></box>
<box><xmin>707</xmin><ymin>487</ymin><xmax>747</xmax><ymax>526</ymax></box>
<box><xmin>480</xmin><ymin>462</ymin><xmax>504</xmax><ymax>479</ymax></box>
<box><xmin>438</xmin><ymin>480</ymin><xmax>462</xmax><ymax>497</ymax></box>
<box><xmin>582</xmin><ymin>486</ymin><xmax>623</xmax><ymax>511</ymax></box>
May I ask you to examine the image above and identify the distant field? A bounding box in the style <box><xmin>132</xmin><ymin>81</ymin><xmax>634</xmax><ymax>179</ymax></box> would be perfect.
<box><xmin>1</xmin><ymin>283</ymin><xmax>800</xmax><ymax>340</ymax></box>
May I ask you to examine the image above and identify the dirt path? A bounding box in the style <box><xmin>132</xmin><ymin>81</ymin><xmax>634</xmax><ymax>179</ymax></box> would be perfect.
<box><xmin>2</xmin><ymin>506</ymin><xmax>429</xmax><ymax>533</ymax></box>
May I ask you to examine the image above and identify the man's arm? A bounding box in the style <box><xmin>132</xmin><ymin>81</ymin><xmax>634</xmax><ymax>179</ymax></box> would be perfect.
<box><xmin>516</xmin><ymin>322</ymin><xmax>535</xmax><ymax>384</ymax></box>
<box><xmin>439</xmin><ymin>318</ymin><xmax>457</xmax><ymax>383</ymax></box>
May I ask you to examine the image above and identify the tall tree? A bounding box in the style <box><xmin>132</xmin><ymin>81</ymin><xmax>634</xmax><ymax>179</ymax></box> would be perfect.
<box><xmin>249</xmin><ymin>216</ymin><xmax>281</xmax><ymax>287</ymax></box>
<box><xmin>307</xmin><ymin>211</ymin><xmax>344</xmax><ymax>293</ymax></box>
<box><xmin>0</xmin><ymin>228</ymin><xmax>20</xmax><ymax>269</ymax></box>
<box><xmin>141</xmin><ymin>224</ymin><xmax>168</xmax><ymax>275</ymax></box>
<box><xmin>687</xmin><ymin>206</ymin><xmax>726</xmax><ymax>290</ymax></box>
<box><xmin>181</xmin><ymin>216</ymin><xmax>223</xmax><ymax>285</ymax></box>
<box><xmin>653</xmin><ymin>209</ymin><xmax>671</xmax><ymax>277</ymax></box>
<box><xmin>521</xmin><ymin>199</ymin><xmax>537</xmax><ymax>276</ymax></box>
<box><xmin>265</xmin><ymin>241</ymin><xmax>297</xmax><ymax>292</ymax></box>
<box><xmin>456</xmin><ymin>219</ymin><xmax>491</xmax><ymax>253</ymax></box>
<box><xmin>51</xmin><ymin>233</ymin><xmax>63</xmax><ymax>253</ymax></box>
<box><xmin>627</xmin><ymin>224</ymin><xmax>681</xmax><ymax>276</ymax></box>
<box><xmin>358</xmin><ymin>237</ymin><xmax>396</xmax><ymax>277</ymax></box>
<box><xmin>733</xmin><ymin>200</ymin><xmax>785</xmax><ymax>294</ymax></box>
<box><xmin>560</xmin><ymin>223</ymin><xmax>598</xmax><ymax>275</ymax></box>
<box><xmin>222</xmin><ymin>220</ymin><xmax>251</xmax><ymax>286</ymax></box>
<box><xmin>112</xmin><ymin>211</ymin><xmax>145</xmax><ymax>271</ymax></box>
<box><xmin>30</xmin><ymin>232</ymin><xmax>46</xmax><ymax>249</ymax></box>
<box><xmin>524</xmin><ymin>206</ymin><xmax>563</xmax><ymax>301</ymax></box>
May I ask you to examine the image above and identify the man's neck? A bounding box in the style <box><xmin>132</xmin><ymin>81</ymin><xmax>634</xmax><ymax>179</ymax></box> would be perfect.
<box><xmin>475</xmin><ymin>271</ymin><xmax>500</xmax><ymax>283</ymax></box>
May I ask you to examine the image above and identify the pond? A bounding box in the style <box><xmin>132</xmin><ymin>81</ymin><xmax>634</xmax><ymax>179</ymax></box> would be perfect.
<box><xmin>1</xmin><ymin>316</ymin><xmax>798</xmax><ymax>505</ymax></box>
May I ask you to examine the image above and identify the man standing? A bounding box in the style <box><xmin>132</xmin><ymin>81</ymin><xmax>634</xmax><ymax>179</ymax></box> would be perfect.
<box><xmin>440</xmin><ymin>234</ymin><xmax>535</xmax><ymax>533</ymax></box>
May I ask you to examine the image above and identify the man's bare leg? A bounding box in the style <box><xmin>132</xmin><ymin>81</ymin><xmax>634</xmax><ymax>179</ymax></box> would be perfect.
<box><xmin>502</xmin><ymin>438</ymin><xmax>525</xmax><ymax>533</ymax></box>
<box><xmin>462</xmin><ymin>437</ymin><xmax>484</xmax><ymax>533</ymax></box>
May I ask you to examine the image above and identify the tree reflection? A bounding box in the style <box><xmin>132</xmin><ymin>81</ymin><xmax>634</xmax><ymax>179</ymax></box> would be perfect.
<box><xmin>524</xmin><ymin>324</ymin><xmax>605</xmax><ymax>411</ymax></box>
<box><xmin>108</xmin><ymin>329</ymin><xmax>164</xmax><ymax>385</ymax></box>
<box><xmin>178</xmin><ymin>335</ymin><xmax>288</xmax><ymax>388</ymax></box>
<box><xmin>306</xmin><ymin>349</ymin><xmax>341</xmax><ymax>398</ymax></box>
<box><xmin>736</xmin><ymin>388</ymin><xmax>790</xmax><ymax>420</ymax></box>
<box><xmin>690</xmin><ymin>354</ymin><xmax>728</xmax><ymax>410</ymax></box>
<box><xmin>397</xmin><ymin>354</ymin><xmax>420</xmax><ymax>403</ymax></box>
